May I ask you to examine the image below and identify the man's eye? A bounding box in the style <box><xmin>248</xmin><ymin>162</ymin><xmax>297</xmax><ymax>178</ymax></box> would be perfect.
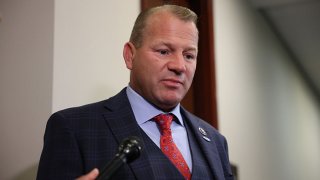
<box><xmin>185</xmin><ymin>54</ymin><xmax>196</xmax><ymax>60</ymax></box>
<box><xmin>158</xmin><ymin>50</ymin><xmax>169</xmax><ymax>55</ymax></box>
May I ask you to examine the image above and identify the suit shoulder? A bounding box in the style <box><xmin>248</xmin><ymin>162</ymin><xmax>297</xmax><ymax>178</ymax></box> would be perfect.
<box><xmin>46</xmin><ymin>99</ymin><xmax>109</xmax><ymax>128</ymax></box>
<box><xmin>53</xmin><ymin>99</ymin><xmax>108</xmax><ymax>117</ymax></box>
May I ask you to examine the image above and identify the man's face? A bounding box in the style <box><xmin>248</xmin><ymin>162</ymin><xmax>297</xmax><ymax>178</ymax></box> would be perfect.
<box><xmin>124</xmin><ymin>12</ymin><xmax>198</xmax><ymax>111</ymax></box>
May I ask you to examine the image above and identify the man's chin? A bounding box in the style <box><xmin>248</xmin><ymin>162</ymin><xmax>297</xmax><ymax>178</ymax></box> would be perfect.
<box><xmin>157</xmin><ymin>98</ymin><xmax>181</xmax><ymax>111</ymax></box>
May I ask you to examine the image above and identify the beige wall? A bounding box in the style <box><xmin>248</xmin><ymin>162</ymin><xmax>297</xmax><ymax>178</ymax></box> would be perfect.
<box><xmin>0</xmin><ymin>0</ymin><xmax>54</xmax><ymax>179</ymax></box>
<box><xmin>0</xmin><ymin>0</ymin><xmax>139</xmax><ymax>179</ymax></box>
<box><xmin>52</xmin><ymin>0</ymin><xmax>139</xmax><ymax>112</ymax></box>
<box><xmin>215</xmin><ymin>0</ymin><xmax>320</xmax><ymax>180</ymax></box>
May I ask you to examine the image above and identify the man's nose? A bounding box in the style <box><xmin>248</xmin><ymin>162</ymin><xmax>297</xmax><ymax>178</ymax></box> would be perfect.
<box><xmin>167</xmin><ymin>54</ymin><xmax>186</xmax><ymax>74</ymax></box>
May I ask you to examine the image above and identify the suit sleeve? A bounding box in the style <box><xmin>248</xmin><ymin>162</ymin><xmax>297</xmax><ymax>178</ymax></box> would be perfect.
<box><xmin>219</xmin><ymin>135</ymin><xmax>234</xmax><ymax>179</ymax></box>
<box><xmin>37</xmin><ymin>112</ymin><xmax>84</xmax><ymax>180</ymax></box>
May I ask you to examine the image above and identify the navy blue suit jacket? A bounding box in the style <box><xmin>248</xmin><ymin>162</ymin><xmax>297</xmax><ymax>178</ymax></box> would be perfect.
<box><xmin>37</xmin><ymin>88</ymin><xmax>233</xmax><ymax>179</ymax></box>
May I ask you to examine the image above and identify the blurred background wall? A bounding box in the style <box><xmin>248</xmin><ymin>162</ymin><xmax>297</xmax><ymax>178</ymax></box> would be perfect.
<box><xmin>0</xmin><ymin>0</ymin><xmax>319</xmax><ymax>179</ymax></box>
<box><xmin>215</xmin><ymin>1</ymin><xmax>320</xmax><ymax>180</ymax></box>
<box><xmin>0</xmin><ymin>0</ymin><xmax>54</xmax><ymax>179</ymax></box>
<box><xmin>0</xmin><ymin>0</ymin><xmax>139</xmax><ymax>179</ymax></box>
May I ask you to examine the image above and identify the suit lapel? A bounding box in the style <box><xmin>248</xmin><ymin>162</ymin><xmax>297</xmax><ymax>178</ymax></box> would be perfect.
<box><xmin>102</xmin><ymin>89</ymin><xmax>155</xmax><ymax>179</ymax></box>
<box><xmin>181</xmin><ymin>108</ymin><xmax>225</xmax><ymax>180</ymax></box>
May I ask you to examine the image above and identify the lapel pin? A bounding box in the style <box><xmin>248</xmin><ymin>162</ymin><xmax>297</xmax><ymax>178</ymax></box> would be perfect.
<box><xmin>198</xmin><ymin>127</ymin><xmax>207</xmax><ymax>136</ymax></box>
<box><xmin>199</xmin><ymin>127</ymin><xmax>211</xmax><ymax>142</ymax></box>
<box><xmin>202</xmin><ymin>136</ymin><xmax>211</xmax><ymax>142</ymax></box>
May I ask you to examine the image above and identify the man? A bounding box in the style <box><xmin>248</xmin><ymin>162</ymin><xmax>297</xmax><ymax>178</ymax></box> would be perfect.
<box><xmin>37</xmin><ymin>5</ymin><xmax>233</xmax><ymax>180</ymax></box>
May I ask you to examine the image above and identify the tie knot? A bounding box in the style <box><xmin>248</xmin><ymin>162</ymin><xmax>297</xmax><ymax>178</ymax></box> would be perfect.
<box><xmin>154</xmin><ymin>113</ymin><xmax>174</xmax><ymax>133</ymax></box>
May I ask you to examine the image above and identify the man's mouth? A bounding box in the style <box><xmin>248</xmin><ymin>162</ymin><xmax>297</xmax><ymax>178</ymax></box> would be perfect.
<box><xmin>162</xmin><ymin>78</ymin><xmax>183</xmax><ymax>87</ymax></box>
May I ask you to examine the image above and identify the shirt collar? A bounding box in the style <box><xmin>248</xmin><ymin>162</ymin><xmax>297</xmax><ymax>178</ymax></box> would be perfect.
<box><xmin>126</xmin><ymin>86</ymin><xmax>184</xmax><ymax>126</ymax></box>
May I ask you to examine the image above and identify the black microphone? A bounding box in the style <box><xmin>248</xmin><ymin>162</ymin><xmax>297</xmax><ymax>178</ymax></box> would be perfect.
<box><xmin>96</xmin><ymin>136</ymin><xmax>143</xmax><ymax>180</ymax></box>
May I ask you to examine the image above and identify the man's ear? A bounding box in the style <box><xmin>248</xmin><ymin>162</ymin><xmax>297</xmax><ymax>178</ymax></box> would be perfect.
<box><xmin>123</xmin><ymin>42</ymin><xmax>136</xmax><ymax>70</ymax></box>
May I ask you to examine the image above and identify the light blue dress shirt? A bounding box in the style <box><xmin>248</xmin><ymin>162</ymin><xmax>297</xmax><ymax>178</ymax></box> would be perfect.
<box><xmin>126</xmin><ymin>86</ymin><xmax>192</xmax><ymax>170</ymax></box>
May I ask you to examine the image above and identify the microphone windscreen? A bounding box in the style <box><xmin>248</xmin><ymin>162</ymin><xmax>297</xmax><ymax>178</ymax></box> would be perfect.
<box><xmin>118</xmin><ymin>136</ymin><xmax>142</xmax><ymax>163</ymax></box>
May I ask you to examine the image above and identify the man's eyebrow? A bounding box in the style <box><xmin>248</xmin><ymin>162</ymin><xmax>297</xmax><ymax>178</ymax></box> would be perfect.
<box><xmin>156</xmin><ymin>41</ymin><xmax>198</xmax><ymax>51</ymax></box>
<box><xmin>183</xmin><ymin>46</ymin><xmax>198</xmax><ymax>54</ymax></box>
<box><xmin>185</xmin><ymin>47</ymin><xmax>197</xmax><ymax>51</ymax></box>
<box><xmin>156</xmin><ymin>41</ymin><xmax>172</xmax><ymax>47</ymax></box>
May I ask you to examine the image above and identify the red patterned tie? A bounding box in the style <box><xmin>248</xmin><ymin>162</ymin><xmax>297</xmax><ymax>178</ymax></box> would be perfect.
<box><xmin>154</xmin><ymin>114</ymin><xmax>191</xmax><ymax>180</ymax></box>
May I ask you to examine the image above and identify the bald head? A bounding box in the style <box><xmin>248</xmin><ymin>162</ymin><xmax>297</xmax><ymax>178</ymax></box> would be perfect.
<box><xmin>129</xmin><ymin>5</ymin><xmax>198</xmax><ymax>48</ymax></box>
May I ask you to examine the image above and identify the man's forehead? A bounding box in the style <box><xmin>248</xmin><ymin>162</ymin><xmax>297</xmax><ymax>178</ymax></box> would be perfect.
<box><xmin>146</xmin><ymin>15</ymin><xmax>198</xmax><ymax>37</ymax></box>
<box><xmin>146</xmin><ymin>10</ymin><xmax>197</xmax><ymax>28</ymax></box>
